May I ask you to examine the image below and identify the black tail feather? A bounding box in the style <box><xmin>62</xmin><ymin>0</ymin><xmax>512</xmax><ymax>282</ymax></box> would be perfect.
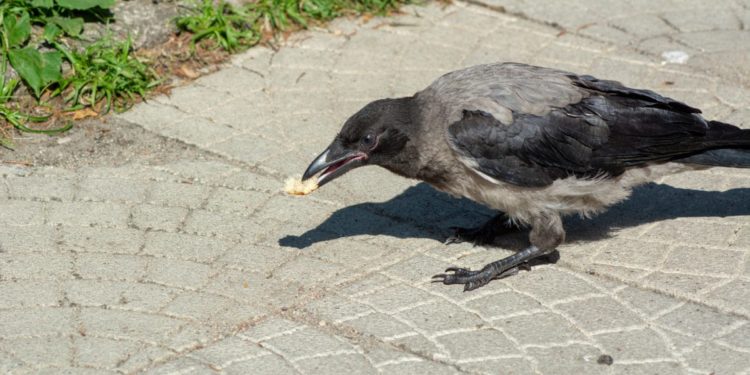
<box><xmin>678</xmin><ymin>148</ymin><xmax>750</xmax><ymax>168</ymax></box>
<box><xmin>676</xmin><ymin>121</ymin><xmax>750</xmax><ymax>167</ymax></box>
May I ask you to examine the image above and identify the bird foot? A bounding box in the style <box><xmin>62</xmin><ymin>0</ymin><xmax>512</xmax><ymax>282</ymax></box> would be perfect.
<box><xmin>432</xmin><ymin>249</ymin><xmax>559</xmax><ymax>291</ymax></box>
<box><xmin>432</xmin><ymin>264</ymin><xmax>530</xmax><ymax>291</ymax></box>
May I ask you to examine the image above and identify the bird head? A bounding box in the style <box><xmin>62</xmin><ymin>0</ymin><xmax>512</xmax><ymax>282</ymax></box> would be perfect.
<box><xmin>302</xmin><ymin>97</ymin><xmax>415</xmax><ymax>188</ymax></box>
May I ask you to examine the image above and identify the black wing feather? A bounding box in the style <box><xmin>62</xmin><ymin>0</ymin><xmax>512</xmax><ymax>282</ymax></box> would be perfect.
<box><xmin>448</xmin><ymin>81</ymin><xmax>742</xmax><ymax>188</ymax></box>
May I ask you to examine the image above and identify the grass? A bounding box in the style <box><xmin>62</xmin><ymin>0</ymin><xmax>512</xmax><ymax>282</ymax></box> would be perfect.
<box><xmin>176</xmin><ymin>0</ymin><xmax>411</xmax><ymax>53</ymax></box>
<box><xmin>54</xmin><ymin>35</ymin><xmax>161</xmax><ymax>113</ymax></box>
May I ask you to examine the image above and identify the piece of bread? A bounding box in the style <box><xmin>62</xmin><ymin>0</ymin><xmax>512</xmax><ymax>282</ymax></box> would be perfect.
<box><xmin>284</xmin><ymin>176</ymin><xmax>318</xmax><ymax>196</ymax></box>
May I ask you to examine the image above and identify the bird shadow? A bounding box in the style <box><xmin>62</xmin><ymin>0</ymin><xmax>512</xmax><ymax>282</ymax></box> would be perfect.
<box><xmin>278</xmin><ymin>182</ymin><xmax>750</xmax><ymax>249</ymax></box>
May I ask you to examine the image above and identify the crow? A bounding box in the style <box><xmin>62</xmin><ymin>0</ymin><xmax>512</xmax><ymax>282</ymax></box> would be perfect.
<box><xmin>301</xmin><ymin>62</ymin><xmax>750</xmax><ymax>291</ymax></box>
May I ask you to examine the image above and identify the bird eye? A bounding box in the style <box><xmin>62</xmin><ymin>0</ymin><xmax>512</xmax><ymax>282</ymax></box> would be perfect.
<box><xmin>360</xmin><ymin>134</ymin><xmax>375</xmax><ymax>148</ymax></box>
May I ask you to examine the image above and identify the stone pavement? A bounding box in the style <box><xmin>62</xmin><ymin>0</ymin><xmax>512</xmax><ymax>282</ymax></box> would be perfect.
<box><xmin>2</xmin><ymin>1</ymin><xmax>750</xmax><ymax>373</ymax></box>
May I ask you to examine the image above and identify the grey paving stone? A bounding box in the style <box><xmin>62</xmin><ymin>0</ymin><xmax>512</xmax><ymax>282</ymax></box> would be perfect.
<box><xmin>130</xmin><ymin>204</ymin><xmax>188</xmax><ymax>232</ymax></box>
<box><xmin>0</xmin><ymin>337</ymin><xmax>72</xmax><ymax>368</ymax></box>
<box><xmin>437</xmin><ymin>328</ymin><xmax>519</xmax><ymax>359</ymax></box>
<box><xmin>594</xmin><ymin>328</ymin><xmax>673</xmax><ymax>361</ymax></box>
<box><xmin>47</xmin><ymin>201</ymin><xmax>130</xmax><ymax>228</ymax></box>
<box><xmin>0</xmin><ymin>280</ymin><xmax>61</xmax><ymax>308</ymax></box>
<box><xmin>0</xmin><ymin>308</ymin><xmax>74</xmax><ymax>337</ymax></box>
<box><xmin>142</xmin><ymin>231</ymin><xmax>234</xmax><ymax>262</ymax></box>
<box><xmin>59</xmin><ymin>227</ymin><xmax>144</xmax><ymax>254</ymax></box>
<box><xmin>64</xmin><ymin>279</ymin><xmax>174</xmax><ymax>311</ymax></box>
<box><xmin>75</xmin><ymin>336</ymin><xmax>140</xmax><ymax>370</ymax></box>
<box><xmin>0</xmin><ymin>252</ymin><xmax>73</xmax><ymax>280</ymax></box>
<box><xmin>295</xmin><ymin>353</ymin><xmax>377</xmax><ymax>374</ymax></box>
<box><xmin>495</xmin><ymin>312</ymin><xmax>588</xmax><ymax>346</ymax></box>
<box><xmin>0</xmin><ymin>199</ymin><xmax>46</xmax><ymax>226</ymax></box>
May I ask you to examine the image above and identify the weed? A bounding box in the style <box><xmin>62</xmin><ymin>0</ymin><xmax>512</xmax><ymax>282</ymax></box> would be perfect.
<box><xmin>175</xmin><ymin>0</ymin><xmax>261</xmax><ymax>53</ymax></box>
<box><xmin>54</xmin><ymin>35</ymin><xmax>161</xmax><ymax>113</ymax></box>
<box><xmin>176</xmin><ymin>0</ymin><xmax>411</xmax><ymax>52</ymax></box>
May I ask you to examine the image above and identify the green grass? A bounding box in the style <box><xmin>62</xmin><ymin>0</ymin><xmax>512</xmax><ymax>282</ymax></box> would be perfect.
<box><xmin>176</xmin><ymin>0</ymin><xmax>411</xmax><ymax>53</ymax></box>
<box><xmin>54</xmin><ymin>35</ymin><xmax>161</xmax><ymax>113</ymax></box>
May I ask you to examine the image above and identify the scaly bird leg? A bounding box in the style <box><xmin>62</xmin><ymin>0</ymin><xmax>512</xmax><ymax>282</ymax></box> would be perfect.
<box><xmin>435</xmin><ymin>214</ymin><xmax>565</xmax><ymax>291</ymax></box>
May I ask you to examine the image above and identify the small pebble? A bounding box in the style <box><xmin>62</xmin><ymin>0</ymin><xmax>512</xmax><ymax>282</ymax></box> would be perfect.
<box><xmin>597</xmin><ymin>354</ymin><xmax>614</xmax><ymax>365</ymax></box>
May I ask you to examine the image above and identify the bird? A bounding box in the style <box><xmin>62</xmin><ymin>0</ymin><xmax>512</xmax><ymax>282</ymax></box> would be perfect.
<box><xmin>300</xmin><ymin>62</ymin><xmax>750</xmax><ymax>291</ymax></box>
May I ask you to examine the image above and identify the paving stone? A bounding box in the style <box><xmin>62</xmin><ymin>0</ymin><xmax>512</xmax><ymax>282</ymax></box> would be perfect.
<box><xmin>75</xmin><ymin>252</ymin><xmax>148</xmax><ymax>281</ymax></box>
<box><xmin>261</xmin><ymin>327</ymin><xmax>354</xmax><ymax>360</ymax></box>
<box><xmin>144</xmin><ymin>257</ymin><xmax>215</xmax><ymax>290</ymax></box>
<box><xmin>526</xmin><ymin>344</ymin><xmax>605</xmax><ymax>375</ymax></box>
<box><xmin>59</xmin><ymin>227</ymin><xmax>144</xmax><ymax>254</ymax></box>
<box><xmin>190</xmin><ymin>336</ymin><xmax>267</xmax><ymax>368</ymax></box>
<box><xmin>594</xmin><ymin>328</ymin><xmax>673</xmax><ymax>361</ymax></box>
<box><xmin>464</xmin><ymin>290</ymin><xmax>546</xmax><ymax>320</ymax></box>
<box><xmin>656</xmin><ymin>302</ymin><xmax>741</xmax><ymax>338</ymax></box>
<box><xmin>131</xmin><ymin>204</ymin><xmax>188</xmax><ymax>232</ymax></box>
<box><xmin>47</xmin><ymin>201</ymin><xmax>130</xmax><ymax>228</ymax></box>
<box><xmin>358</xmin><ymin>283</ymin><xmax>437</xmax><ymax>314</ymax></box>
<box><xmin>396</xmin><ymin>301</ymin><xmax>485</xmax><ymax>334</ymax></box>
<box><xmin>0</xmin><ymin>225</ymin><xmax>56</xmax><ymax>253</ymax></box>
<box><xmin>684</xmin><ymin>341</ymin><xmax>750</xmax><ymax>374</ymax></box>
<box><xmin>147</xmin><ymin>181</ymin><xmax>211</xmax><ymax>209</ymax></box>
<box><xmin>615</xmin><ymin>286</ymin><xmax>682</xmax><ymax>318</ymax></box>
<box><xmin>295</xmin><ymin>353</ymin><xmax>377</xmax><ymax>374</ymax></box>
<box><xmin>0</xmin><ymin>199</ymin><xmax>46</xmax><ymax>226</ymax></box>
<box><xmin>222</xmin><ymin>353</ymin><xmax>296</xmax><ymax>375</ymax></box>
<box><xmin>79</xmin><ymin>308</ymin><xmax>184</xmax><ymax>341</ymax></box>
<box><xmin>0</xmin><ymin>337</ymin><xmax>72</xmax><ymax>367</ymax></box>
<box><xmin>64</xmin><ymin>279</ymin><xmax>174</xmax><ymax>311</ymax></box>
<box><xmin>437</xmin><ymin>328</ymin><xmax>519</xmax><ymax>359</ymax></box>
<box><xmin>611</xmin><ymin>361</ymin><xmax>684</xmax><ymax>375</ymax></box>
<box><xmin>0</xmin><ymin>308</ymin><xmax>74</xmax><ymax>337</ymax></box>
<box><xmin>78</xmin><ymin>176</ymin><xmax>148</xmax><ymax>203</ymax></box>
<box><xmin>75</xmin><ymin>337</ymin><xmax>140</xmax><ymax>370</ymax></box>
<box><xmin>495</xmin><ymin>312</ymin><xmax>588</xmax><ymax>346</ymax></box>
<box><xmin>345</xmin><ymin>312</ymin><xmax>414</xmax><ymax>339</ymax></box>
<box><xmin>0</xmin><ymin>252</ymin><xmax>73</xmax><ymax>280</ymax></box>
<box><xmin>143</xmin><ymin>231</ymin><xmax>233</xmax><ymax>262</ymax></box>
<box><xmin>0</xmin><ymin>280</ymin><xmax>60</xmax><ymax>308</ymax></box>
<box><xmin>6</xmin><ymin>175</ymin><xmax>77</xmax><ymax>201</ymax></box>
<box><xmin>378</xmin><ymin>359</ymin><xmax>460</xmax><ymax>374</ymax></box>
<box><xmin>556</xmin><ymin>296</ymin><xmax>644</xmax><ymax>333</ymax></box>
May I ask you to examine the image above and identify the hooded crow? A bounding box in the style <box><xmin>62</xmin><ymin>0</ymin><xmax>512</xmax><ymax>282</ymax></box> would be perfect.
<box><xmin>302</xmin><ymin>62</ymin><xmax>750</xmax><ymax>291</ymax></box>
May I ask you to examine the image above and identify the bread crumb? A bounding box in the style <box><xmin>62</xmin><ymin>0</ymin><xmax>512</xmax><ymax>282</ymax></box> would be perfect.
<box><xmin>284</xmin><ymin>176</ymin><xmax>318</xmax><ymax>196</ymax></box>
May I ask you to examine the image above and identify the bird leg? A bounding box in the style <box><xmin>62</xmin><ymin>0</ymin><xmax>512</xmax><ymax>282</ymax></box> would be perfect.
<box><xmin>444</xmin><ymin>213</ymin><xmax>521</xmax><ymax>246</ymax></box>
<box><xmin>434</xmin><ymin>214</ymin><xmax>565</xmax><ymax>291</ymax></box>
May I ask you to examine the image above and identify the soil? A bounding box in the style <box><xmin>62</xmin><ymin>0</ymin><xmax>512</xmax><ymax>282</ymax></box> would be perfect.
<box><xmin>0</xmin><ymin>117</ymin><xmax>221</xmax><ymax>169</ymax></box>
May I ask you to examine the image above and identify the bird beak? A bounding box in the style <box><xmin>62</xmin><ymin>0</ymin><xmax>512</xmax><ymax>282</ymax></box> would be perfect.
<box><xmin>302</xmin><ymin>146</ymin><xmax>367</xmax><ymax>187</ymax></box>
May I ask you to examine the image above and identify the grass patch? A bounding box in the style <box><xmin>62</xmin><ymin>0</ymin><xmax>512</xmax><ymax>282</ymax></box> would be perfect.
<box><xmin>176</xmin><ymin>0</ymin><xmax>411</xmax><ymax>52</ymax></box>
<box><xmin>55</xmin><ymin>35</ymin><xmax>160</xmax><ymax>113</ymax></box>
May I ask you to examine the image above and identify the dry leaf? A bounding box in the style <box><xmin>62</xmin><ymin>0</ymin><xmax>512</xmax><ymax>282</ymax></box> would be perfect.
<box><xmin>177</xmin><ymin>65</ymin><xmax>200</xmax><ymax>79</ymax></box>
<box><xmin>70</xmin><ymin>108</ymin><xmax>98</xmax><ymax>120</ymax></box>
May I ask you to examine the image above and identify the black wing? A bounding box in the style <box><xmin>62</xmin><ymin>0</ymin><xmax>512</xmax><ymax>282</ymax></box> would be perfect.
<box><xmin>448</xmin><ymin>77</ymin><xmax>718</xmax><ymax>188</ymax></box>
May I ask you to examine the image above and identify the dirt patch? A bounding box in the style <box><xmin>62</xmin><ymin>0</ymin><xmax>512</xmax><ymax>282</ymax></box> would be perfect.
<box><xmin>0</xmin><ymin>116</ymin><xmax>222</xmax><ymax>169</ymax></box>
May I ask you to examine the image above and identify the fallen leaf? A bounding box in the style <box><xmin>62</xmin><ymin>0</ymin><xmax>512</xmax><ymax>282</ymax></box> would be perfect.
<box><xmin>70</xmin><ymin>107</ymin><xmax>98</xmax><ymax>120</ymax></box>
<box><xmin>177</xmin><ymin>64</ymin><xmax>200</xmax><ymax>79</ymax></box>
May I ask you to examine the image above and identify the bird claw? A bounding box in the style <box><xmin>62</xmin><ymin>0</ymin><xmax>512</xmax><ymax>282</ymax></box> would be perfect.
<box><xmin>432</xmin><ymin>264</ymin><xmax>531</xmax><ymax>291</ymax></box>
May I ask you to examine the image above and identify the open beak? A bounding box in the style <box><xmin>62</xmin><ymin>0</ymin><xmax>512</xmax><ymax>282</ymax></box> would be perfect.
<box><xmin>302</xmin><ymin>146</ymin><xmax>366</xmax><ymax>187</ymax></box>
